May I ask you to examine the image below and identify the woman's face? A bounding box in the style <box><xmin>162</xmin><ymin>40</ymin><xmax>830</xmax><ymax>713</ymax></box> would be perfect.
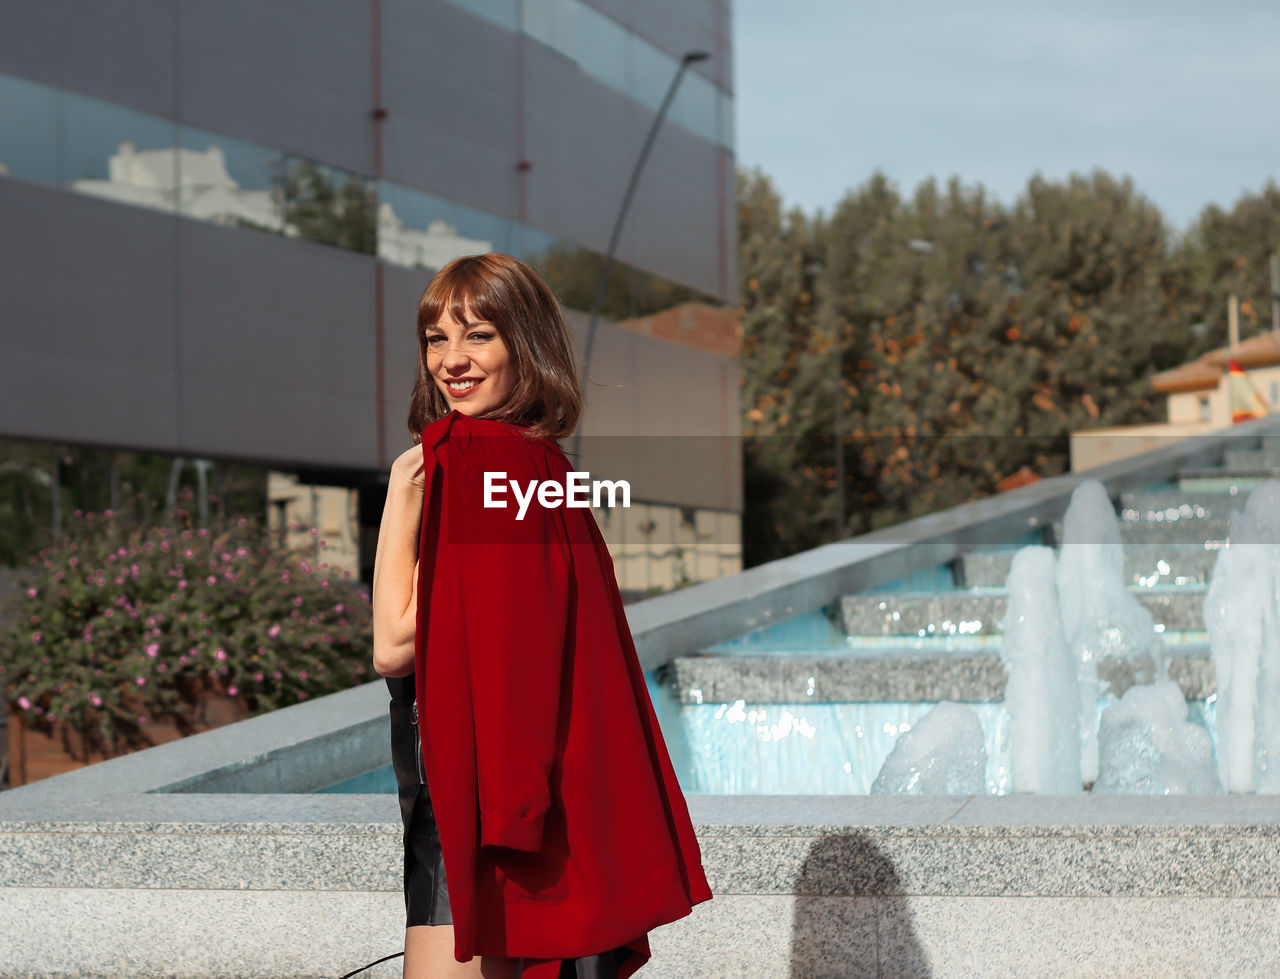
<box><xmin>425</xmin><ymin>306</ymin><xmax>516</xmax><ymax>418</ymax></box>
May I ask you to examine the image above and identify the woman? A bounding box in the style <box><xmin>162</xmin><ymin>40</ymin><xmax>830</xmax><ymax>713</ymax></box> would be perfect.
<box><xmin>372</xmin><ymin>253</ymin><xmax>712</xmax><ymax>978</ymax></box>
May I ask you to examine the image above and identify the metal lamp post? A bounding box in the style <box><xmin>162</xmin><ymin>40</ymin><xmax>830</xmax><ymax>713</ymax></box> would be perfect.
<box><xmin>570</xmin><ymin>50</ymin><xmax>711</xmax><ymax>462</ymax></box>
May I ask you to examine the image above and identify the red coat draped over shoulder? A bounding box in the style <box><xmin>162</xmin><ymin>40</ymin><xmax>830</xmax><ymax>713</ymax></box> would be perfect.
<box><xmin>413</xmin><ymin>410</ymin><xmax>712</xmax><ymax>977</ymax></box>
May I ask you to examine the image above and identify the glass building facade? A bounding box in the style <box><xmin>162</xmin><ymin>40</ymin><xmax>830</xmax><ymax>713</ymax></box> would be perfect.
<box><xmin>0</xmin><ymin>0</ymin><xmax>740</xmax><ymax>592</ymax></box>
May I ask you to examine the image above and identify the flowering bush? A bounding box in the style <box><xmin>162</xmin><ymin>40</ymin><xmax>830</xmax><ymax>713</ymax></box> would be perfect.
<box><xmin>2</xmin><ymin>490</ymin><xmax>373</xmax><ymax>760</ymax></box>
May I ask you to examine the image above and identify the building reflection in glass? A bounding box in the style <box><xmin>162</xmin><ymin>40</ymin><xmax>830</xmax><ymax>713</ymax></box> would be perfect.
<box><xmin>62</xmin><ymin>93</ymin><xmax>178</xmax><ymax>213</ymax></box>
<box><xmin>177</xmin><ymin>127</ymin><xmax>284</xmax><ymax>232</ymax></box>
<box><xmin>0</xmin><ymin>70</ymin><xmax>714</xmax><ymax>307</ymax></box>
<box><xmin>377</xmin><ymin>182</ymin><xmax>495</xmax><ymax>271</ymax></box>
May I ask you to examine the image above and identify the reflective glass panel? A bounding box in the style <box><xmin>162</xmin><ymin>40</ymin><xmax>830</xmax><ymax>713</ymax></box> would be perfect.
<box><xmin>445</xmin><ymin>0</ymin><xmax>519</xmax><ymax>30</ymax></box>
<box><xmin>378</xmin><ymin>183</ymin><xmax>499</xmax><ymax>271</ymax></box>
<box><xmin>61</xmin><ymin>93</ymin><xmax>178</xmax><ymax>213</ymax></box>
<box><xmin>522</xmin><ymin>0</ymin><xmax>578</xmax><ymax>57</ymax></box>
<box><xmin>626</xmin><ymin>30</ymin><xmax>672</xmax><ymax>112</ymax></box>
<box><xmin>507</xmin><ymin>223</ymin><xmax>557</xmax><ymax>263</ymax></box>
<box><xmin>0</xmin><ymin>73</ymin><xmax>58</xmax><ymax>183</ymax></box>
<box><xmin>575</xmin><ymin>3</ymin><xmax>627</xmax><ymax>92</ymax></box>
<box><xmin>718</xmin><ymin>90</ymin><xmax>735</xmax><ymax>149</ymax></box>
<box><xmin>283</xmin><ymin>157</ymin><xmax>376</xmax><ymax>254</ymax></box>
<box><xmin>177</xmin><ymin>126</ymin><xmax>284</xmax><ymax>232</ymax></box>
<box><xmin>670</xmin><ymin>68</ymin><xmax>719</xmax><ymax>143</ymax></box>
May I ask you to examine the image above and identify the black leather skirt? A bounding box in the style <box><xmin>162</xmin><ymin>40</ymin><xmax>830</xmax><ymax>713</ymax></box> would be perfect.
<box><xmin>387</xmin><ymin>674</ymin><xmax>451</xmax><ymax>927</ymax></box>
<box><xmin>385</xmin><ymin>675</ymin><xmax>638</xmax><ymax>976</ymax></box>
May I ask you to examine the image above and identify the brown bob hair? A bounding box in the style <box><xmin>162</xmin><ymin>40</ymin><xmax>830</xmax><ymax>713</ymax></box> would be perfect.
<box><xmin>407</xmin><ymin>253</ymin><xmax>581</xmax><ymax>442</ymax></box>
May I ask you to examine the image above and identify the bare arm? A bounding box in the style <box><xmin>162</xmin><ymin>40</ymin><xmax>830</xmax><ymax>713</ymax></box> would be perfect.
<box><xmin>372</xmin><ymin>444</ymin><xmax>425</xmax><ymax>678</ymax></box>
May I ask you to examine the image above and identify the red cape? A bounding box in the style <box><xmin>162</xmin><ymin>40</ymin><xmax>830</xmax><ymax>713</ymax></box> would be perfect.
<box><xmin>413</xmin><ymin>410</ymin><xmax>713</xmax><ymax>976</ymax></box>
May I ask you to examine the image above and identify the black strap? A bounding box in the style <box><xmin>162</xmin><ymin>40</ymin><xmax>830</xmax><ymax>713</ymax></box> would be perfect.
<box><xmin>337</xmin><ymin>950</ymin><xmax>404</xmax><ymax>977</ymax></box>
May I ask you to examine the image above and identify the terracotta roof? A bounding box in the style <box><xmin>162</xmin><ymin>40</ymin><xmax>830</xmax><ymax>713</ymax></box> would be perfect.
<box><xmin>1152</xmin><ymin>331</ymin><xmax>1280</xmax><ymax>393</ymax></box>
<box><xmin>614</xmin><ymin>302</ymin><xmax>741</xmax><ymax>357</ymax></box>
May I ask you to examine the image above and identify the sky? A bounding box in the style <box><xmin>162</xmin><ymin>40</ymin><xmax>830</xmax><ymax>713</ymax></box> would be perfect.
<box><xmin>732</xmin><ymin>0</ymin><xmax>1280</xmax><ymax>233</ymax></box>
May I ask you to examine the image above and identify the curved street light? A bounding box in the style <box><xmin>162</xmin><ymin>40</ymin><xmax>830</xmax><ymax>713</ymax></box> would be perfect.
<box><xmin>570</xmin><ymin>50</ymin><xmax>711</xmax><ymax>462</ymax></box>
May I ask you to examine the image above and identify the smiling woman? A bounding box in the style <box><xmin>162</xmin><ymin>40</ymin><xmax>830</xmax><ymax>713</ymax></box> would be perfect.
<box><xmin>374</xmin><ymin>253</ymin><xmax>712</xmax><ymax>978</ymax></box>
<box><xmin>407</xmin><ymin>252</ymin><xmax>582</xmax><ymax>441</ymax></box>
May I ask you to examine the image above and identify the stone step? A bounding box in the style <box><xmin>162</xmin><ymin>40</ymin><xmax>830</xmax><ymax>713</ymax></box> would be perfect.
<box><xmin>1117</xmin><ymin>490</ymin><xmax>1245</xmax><ymax>521</ymax></box>
<box><xmin>1177</xmin><ymin>471</ymin><xmax>1280</xmax><ymax>492</ymax></box>
<box><xmin>957</xmin><ymin>546</ymin><xmax>1222</xmax><ymax>589</ymax></box>
<box><xmin>838</xmin><ymin>590</ymin><xmax>1207</xmax><ymax>637</ymax></box>
<box><xmin>665</xmin><ymin>646</ymin><xmax>1215</xmax><ymax>704</ymax></box>
<box><xmin>1050</xmin><ymin>519</ymin><xmax>1229</xmax><ymax>546</ymax></box>
<box><xmin>1223</xmin><ymin>447</ymin><xmax>1280</xmax><ymax>471</ymax></box>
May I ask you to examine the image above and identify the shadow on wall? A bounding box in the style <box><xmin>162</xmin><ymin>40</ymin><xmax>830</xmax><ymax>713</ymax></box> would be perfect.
<box><xmin>792</xmin><ymin>834</ymin><xmax>929</xmax><ymax>978</ymax></box>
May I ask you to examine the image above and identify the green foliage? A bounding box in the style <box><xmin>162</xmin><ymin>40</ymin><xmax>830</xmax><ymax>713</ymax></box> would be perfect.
<box><xmin>533</xmin><ymin>242</ymin><xmax>712</xmax><ymax>319</ymax></box>
<box><xmin>2</xmin><ymin>490</ymin><xmax>372</xmax><ymax>760</ymax></box>
<box><xmin>740</xmin><ymin>166</ymin><xmax>1280</xmax><ymax>565</ymax></box>
<box><xmin>282</xmin><ymin>159</ymin><xmax>377</xmax><ymax>254</ymax></box>
<box><xmin>1180</xmin><ymin>180</ymin><xmax>1280</xmax><ymax>341</ymax></box>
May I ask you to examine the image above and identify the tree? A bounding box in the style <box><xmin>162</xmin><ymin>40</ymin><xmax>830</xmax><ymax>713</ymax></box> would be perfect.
<box><xmin>736</xmin><ymin>169</ymin><xmax>831</xmax><ymax>562</ymax></box>
<box><xmin>1180</xmin><ymin>181</ymin><xmax>1280</xmax><ymax>346</ymax></box>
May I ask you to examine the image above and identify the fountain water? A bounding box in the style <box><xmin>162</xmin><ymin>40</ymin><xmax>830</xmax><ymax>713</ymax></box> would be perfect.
<box><xmin>1056</xmin><ymin>479</ymin><xmax>1169</xmax><ymax>784</ymax></box>
<box><xmin>1093</xmin><ymin>680</ymin><xmax>1222</xmax><ymax>794</ymax></box>
<box><xmin>1205</xmin><ymin>480</ymin><xmax>1280</xmax><ymax>792</ymax></box>
<box><xmin>998</xmin><ymin>545</ymin><xmax>1081</xmax><ymax>793</ymax></box>
<box><xmin>869</xmin><ymin>701</ymin><xmax>987</xmax><ymax>795</ymax></box>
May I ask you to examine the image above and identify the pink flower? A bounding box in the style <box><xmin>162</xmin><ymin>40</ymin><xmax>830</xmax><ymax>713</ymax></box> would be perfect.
<box><xmin>268</xmin><ymin>624</ymin><xmax>281</xmax><ymax>638</ymax></box>
<box><xmin>115</xmin><ymin>576</ymin><xmax>125</xmax><ymax>586</ymax></box>
<box><xmin>254</xmin><ymin>672</ymin><xmax>264</xmax><ymax>682</ymax></box>
<box><xmin>298</xmin><ymin>670</ymin><xmax>309</xmax><ymax>680</ymax></box>
<box><xmin>178</xmin><ymin>580</ymin><xmax>187</xmax><ymax>589</ymax></box>
<box><xmin>309</xmin><ymin>527</ymin><xmax>318</xmax><ymax>536</ymax></box>
<box><xmin>157</xmin><ymin>663</ymin><xmax>167</xmax><ymax>672</ymax></box>
<box><xmin>135</xmin><ymin>676</ymin><xmax>146</xmax><ymax>686</ymax></box>
<box><xmin>31</xmin><ymin>632</ymin><xmax>41</xmax><ymax>644</ymax></box>
<box><xmin>294</xmin><ymin>596</ymin><xmax>303</xmax><ymax>606</ymax></box>
<box><xmin>138</xmin><ymin>714</ymin><xmax>148</xmax><ymax>724</ymax></box>
<box><xmin>227</xmin><ymin>685</ymin><xmax>239</xmax><ymax>697</ymax></box>
<box><xmin>334</xmin><ymin>603</ymin><xmax>345</xmax><ymax>614</ymax></box>
<box><xmin>207</xmin><ymin>575</ymin><xmax>217</xmax><ymax>585</ymax></box>
<box><xmin>146</xmin><ymin>644</ymin><xmax>159</xmax><ymax>657</ymax></box>
<box><xmin>25</xmin><ymin>587</ymin><xmax>36</xmax><ymax>598</ymax></box>
<box><xmin>69</xmin><ymin>556</ymin><xmax>79</xmax><ymax>567</ymax></box>
<box><xmin>216</xmin><ymin>648</ymin><xmax>227</xmax><ymax>661</ymax></box>
<box><xmin>17</xmin><ymin>696</ymin><xmax>30</xmax><ymax>710</ymax></box>
<box><xmin>89</xmin><ymin>694</ymin><xmax>102</xmax><ymax>707</ymax></box>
